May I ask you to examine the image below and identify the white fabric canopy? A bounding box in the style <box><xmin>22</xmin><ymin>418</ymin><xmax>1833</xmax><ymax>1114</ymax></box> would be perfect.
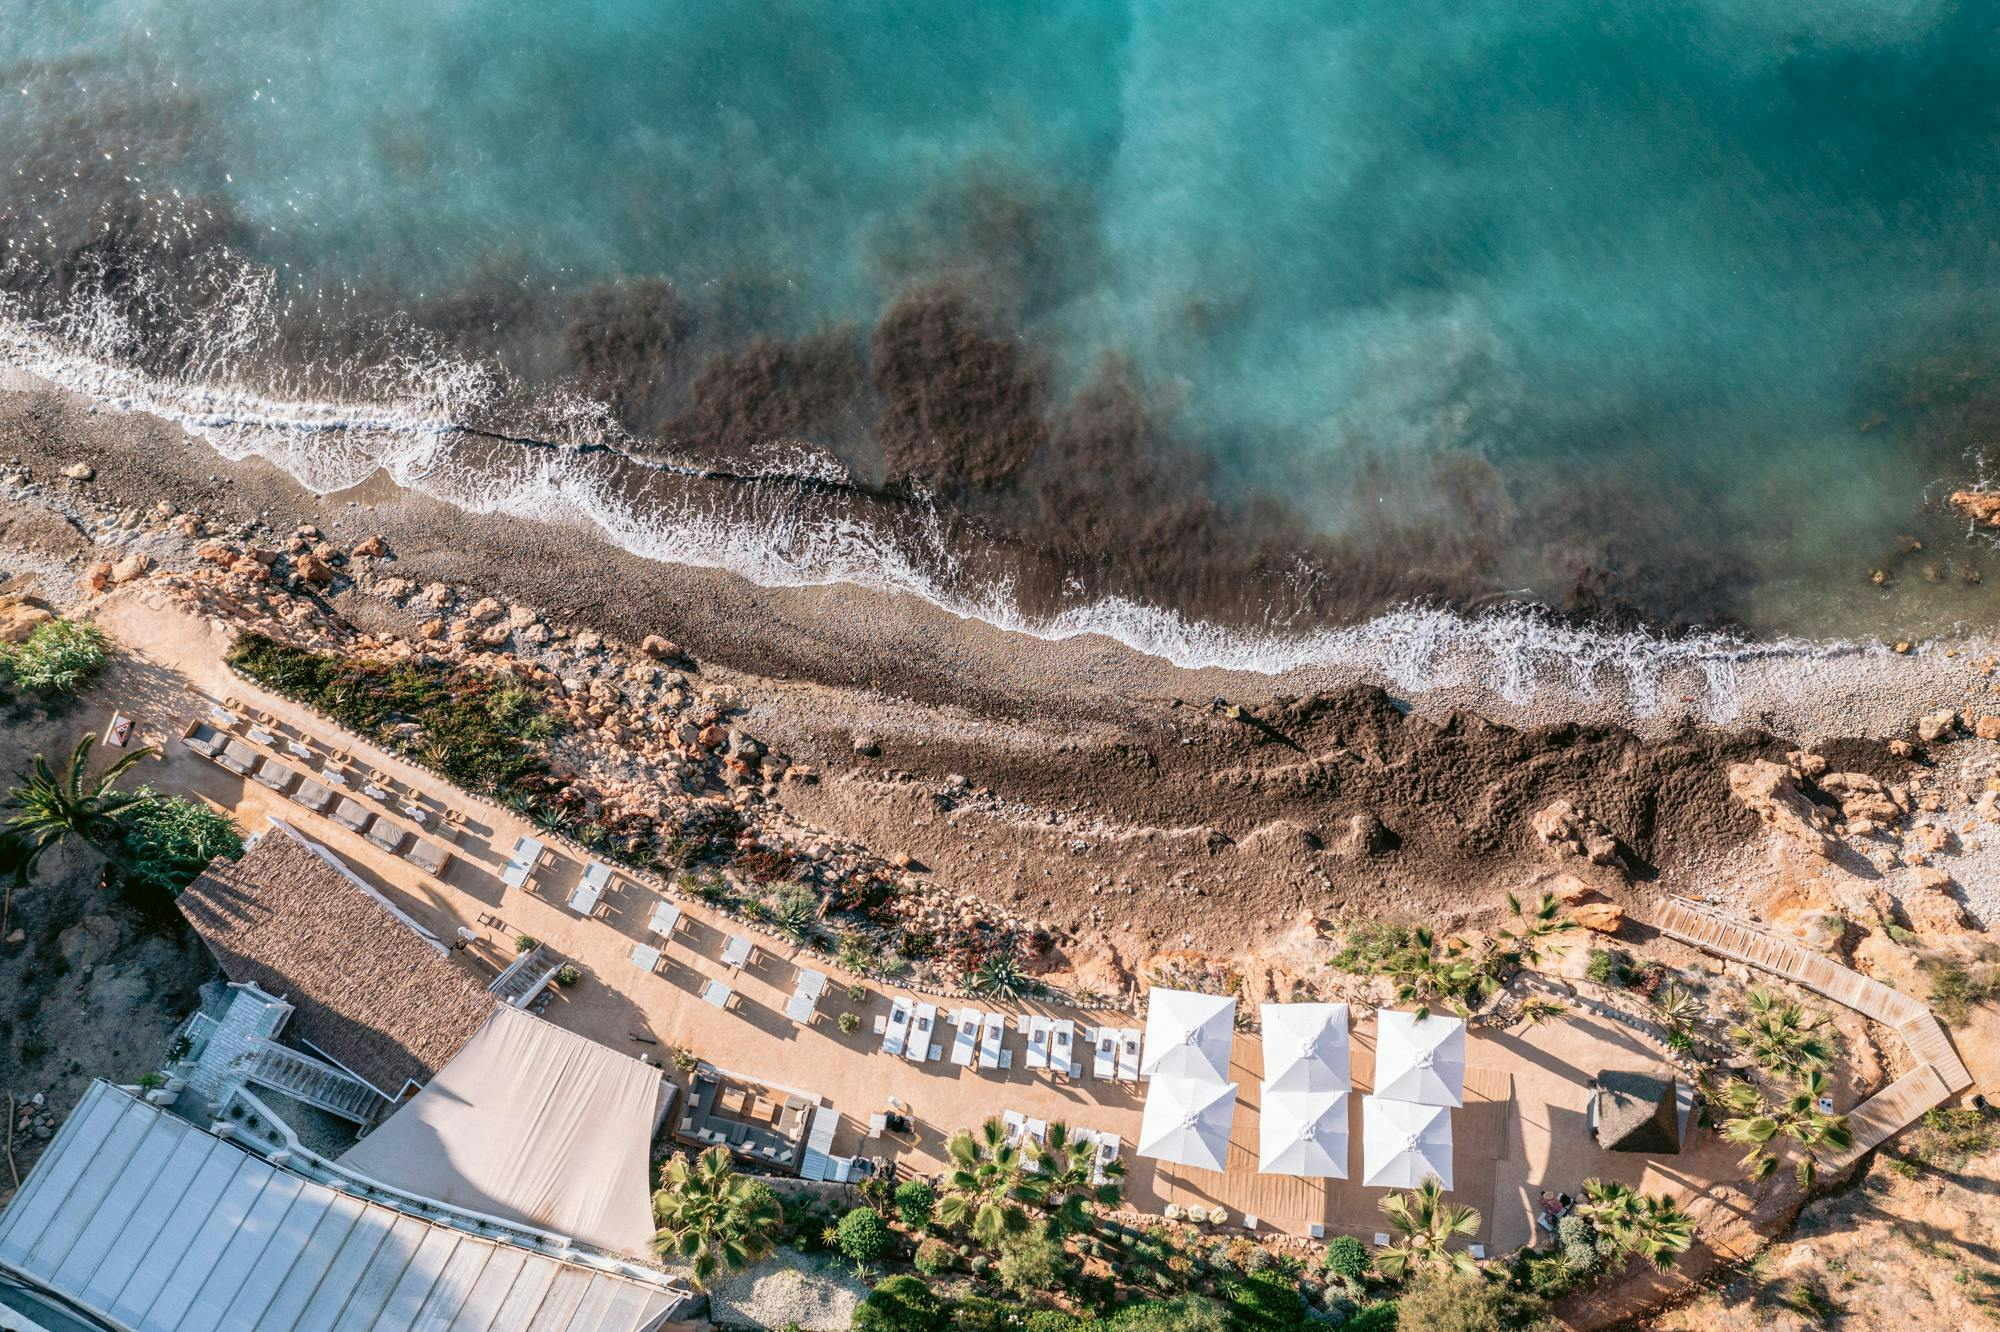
<box><xmin>1258</xmin><ymin>1089</ymin><xmax>1350</xmax><ymax>1177</ymax></box>
<box><xmin>1137</xmin><ymin>1075</ymin><xmax>1239</xmax><ymax>1172</ymax></box>
<box><xmin>1361</xmin><ymin>1095</ymin><xmax>1455</xmax><ymax>1190</ymax></box>
<box><xmin>1259</xmin><ymin>1002</ymin><xmax>1351</xmax><ymax>1094</ymax></box>
<box><xmin>1372</xmin><ymin>1010</ymin><xmax>1466</xmax><ymax>1107</ymax></box>
<box><xmin>1140</xmin><ymin>988</ymin><xmax>1236</xmax><ymax>1083</ymax></box>
<box><xmin>338</xmin><ymin>1005</ymin><xmax>664</xmax><ymax>1255</ymax></box>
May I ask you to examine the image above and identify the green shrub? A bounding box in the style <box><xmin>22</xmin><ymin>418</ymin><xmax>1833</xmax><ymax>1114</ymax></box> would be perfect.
<box><xmin>836</xmin><ymin>1206</ymin><xmax>894</xmax><ymax>1263</ymax></box>
<box><xmin>913</xmin><ymin>1236</ymin><xmax>954</xmax><ymax>1275</ymax></box>
<box><xmin>121</xmin><ymin>793</ymin><xmax>243</xmax><ymax>895</ymax></box>
<box><xmin>1342</xmin><ymin>1304</ymin><xmax>1398</xmax><ymax>1332</ymax></box>
<box><xmin>1395</xmin><ymin>1274</ymin><xmax>1542</xmax><ymax>1332</ymax></box>
<box><xmin>1585</xmin><ymin>949</ymin><xmax>1617</xmax><ymax>984</ymax></box>
<box><xmin>554</xmin><ymin>963</ymin><xmax>580</xmax><ymax>987</ymax></box>
<box><xmin>1555</xmin><ymin>1214</ymin><xmax>1601</xmax><ymax>1276</ymax></box>
<box><xmin>514</xmin><ymin>934</ymin><xmax>537</xmax><ymax>953</ymax></box>
<box><xmin>4</xmin><ymin>619</ymin><xmax>108</xmax><ymax>695</ymax></box>
<box><xmin>839</xmin><ymin>1011</ymin><xmax>861</xmax><ymax>1035</ymax></box>
<box><xmin>894</xmin><ymin>1179</ymin><xmax>936</xmax><ymax>1229</ymax></box>
<box><xmin>1922</xmin><ymin>956</ymin><xmax>1999</xmax><ymax>1026</ymax></box>
<box><xmin>1323</xmin><ymin>1234</ymin><xmax>1371</xmax><ymax>1287</ymax></box>
<box><xmin>996</xmin><ymin>1231</ymin><xmax>1067</xmax><ymax>1298</ymax></box>
<box><xmin>1900</xmin><ymin>1104</ymin><xmax>1997</xmax><ymax>1172</ymax></box>
<box><xmin>852</xmin><ymin>1275</ymin><xmax>949</xmax><ymax>1332</ymax></box>
<box><xmin>1330</xmin><ymin>921</ymin><xmax>1413</xmax><ymax>975</ymax></box>
<box><xmin>1103</xmin><ymin>1295</ymin><xmax>1228</xmax><ymax>1331</ymax></box>
<box><xmin>1024</xmin><ymin>1312</ymin><xmax>1091</xmax><ymax>1332</ymax></box>
<box><xmin>1223</xmin><ymin>1268</ymin><xmax>1308</xmax><ymax>1330</ymax></box>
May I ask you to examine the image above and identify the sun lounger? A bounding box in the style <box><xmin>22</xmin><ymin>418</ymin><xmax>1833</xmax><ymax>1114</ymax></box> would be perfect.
<box><xmin>721</xmin><ymin>934</ymin><xmax>753</xmax><ymax>969</ymax></box>
<box><xmin>290</xmin><ymin>778</ymin><xmax>335</xmax><ymax>813</ymax></box>
<box><xmin>580</xmin><ymin>861</ymin><xmax>614</xmax><ymax>896</ymax></box>
<box><xmin>649</xmin><ymin>901</ymin><xmax>683</xmax><ymax>938</ymax></box>
<box><xmin>568</xmin><ymin>882</ymin><xmax>603</xmax><ymax>916</ymax></box>
<box><xmin>882</xmin><ymin>998</ymin><xmax>912</xmax><ymax>1056</ymax></box>
<box><xmin>216</xmin><ymin>739</ymin><xmax>259</xmax><ymax>775</ymax></box>
<box><xmin>364</xmin><ymin>820</ymin><xmax>408</xmax><ymax>855</ymax></box>
<box><xmin>1118</xmin><ymin>1028</ymin><xmax>1142</xmax><ymax>1082</ymax></box>
<box><xmin>1092</xmin><ymin>1028</ymin><xmax>1116</xmax><ymax>1079</ymax></box>
<box><xmin>630</xmin><ymin>942</ymin><xmax>661</xmax><ymax>972</ymax></box>
<box><xmin>979</xmin><ymin>1012</ymin><xmax>1005</xmax><ymax>1069</ymax></box>
<box><xmin>784</xmin><ymin>993</ymin><xmax>816</xmax><ymax>1024</ymax></box>
<box><xmin>250</xmin><ymin>760</ymin><xmax>297</xmax><ymax>793</ymax></box>
<box><xmin>906</xmin><ymin>1003</ymin><xmax>938</xmax><ymax>1062</ymax></box>
<box><xmin>701</xmin><ymin>979</ymin><xmax>732</xmax><ymax>1009</ymax></box>
<box><xmin>405</xmin><ymin>838</ymin><xmax>450</xmax><ymax>877</ymax></box>
<box><xmin>1050</xmin><ymin>1019</ymin><xmax>1075</xmax><ymax>1075</ymax></box>
<box><xmin>950</xmin><ymin>1012</ymin><xmax>978</xmax><ymax>1066</ymax></box>
<box><xmin>331</xmin><ymin>797</ymin><xmax>372</xmax><ymax>833</ymax></box>
<box><xmin>180</xmin><ymin>721</ymin><xmax>226</xmax><ymax>757</ymax></box>
<box><xmin>1025</xmin><ymin>1017</ymin><xmax>1051</xmax><ymax>1071</ymax></box>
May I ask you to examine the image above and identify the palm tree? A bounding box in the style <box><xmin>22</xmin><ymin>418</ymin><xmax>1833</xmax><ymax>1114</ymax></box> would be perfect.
<box><xmin>1719</xmin><ymin>1070</ymin><xmax>1853</xmax><ymax>1188</ymax></box>
<box><xmin>651</xmin><ymin>1147</ymin><xmax>782</xmax><ymax>1290</ymax></box>
<box><xmin>1516</xmin><ymin>996</ymin><xmax>1569</xmax><ymax>1026</ymax></box>
<box><xmin>1031</xmin><ymin>1122</ymin><xmax>1125</xmax><ymax>1235</ymax></box>
<box><xmin>1501</xmin><ymin>890</ymin><xmax>1577</xmax><ymax>969</ymax></box>
<box><xmin>1385</xmin><ymin>926</ymin><xmax>1479</xmax><ymax>1020</ymax></box>
<box><xmin>3</xmin><ymin>736</ymin><xmax>157</xmax><ymax>925</ymax></box>
<box><xmin>936</xmin><ymin>1118</ymin><xmax>1046</xmax><ymax>1247</ymax></box>
<box><xmin>1653</xmin><ymin>983</ymin><xmax>1704</xmax><ymax>1052</ymax></box>
<box><xmin>1578</xmin><ymin>1179</ymin><xmax>1696</xmax><ymax>1271</ymax></box>
<box><xmin>1374</xmin><ymin>1177</ymin><xmax>1481</xmax><ymax>1282</ymax></box>
<box><xmin>1728</xmin><ymin>987</ymin><xmax>1834</xmax><ymax>1076</ymax></box>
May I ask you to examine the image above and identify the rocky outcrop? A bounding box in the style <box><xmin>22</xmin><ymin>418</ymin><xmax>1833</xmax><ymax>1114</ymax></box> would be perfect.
<box><xmin>1948</xmin><ymin>490</ymin><xmax>2000</xmax><ymax>526</ymax></box>
<box><xmin>1531</xmin><ymin>798</ymin><xmax>1620</xmax><ymax>867</ymax></box>
<box><xmin>1570</xmin><ymin>901</ymin><xmax>1626</xmax><ymax>934</ymax></box>
<box><xmin>1902</xmin><ymin>869</ymin><xmax>1972</xmax><ymax>936</ymax></box>
<box><xmin>1727</xmin><ymin>760</ymin><xmax>1839</xmax><ymax>859</ymax></box>
<box><xmin>0</xmin><ymin>594</ymin><xmax>55</xmax><ymax>643</ymax></box>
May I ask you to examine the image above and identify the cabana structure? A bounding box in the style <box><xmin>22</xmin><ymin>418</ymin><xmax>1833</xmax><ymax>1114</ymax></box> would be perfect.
<box><xmin>1139</xmin><ymin>988</ymin><xmax>1236</xmax><ymax>1083</ymax></box>
<box><xmin>1361</xmin><ymin>1095</ymin><xmax>1455</xmax><ymax>1189</ymax></box>
<box><xmin>1373</xmin><ymin>1010</ymin><xmax>1466</xmax><ymax>1107</ymax></box>
<box><xmin>1137</xmin><ymin>1075</ymin><xmax>1239</xmax><ymax>1173</ymax></box>
<box><xmin>337</xmin><ymin>1005</ymin><xmax>667</xmax><ymax>1256</ymax></box>
<box><xmin>1590</xmin><ymin>1070</ymin><xmax>1683</xmax><ymax>1154</ymax></box>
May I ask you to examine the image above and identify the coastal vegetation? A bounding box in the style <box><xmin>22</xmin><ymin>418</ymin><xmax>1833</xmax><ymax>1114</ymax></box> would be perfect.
<box><xmin>651</xmin><ymin>1146</ymin><xmax>785</xmax><ymax>1290</ymax></box>
<box><xmin>1719</xmin><ymin>1070</ymin><xmax>1854</xmax><ymax>1188</ymax></box>
<box><xmin>0</xmin><ymin>618</ymin><xmax>109</xmax><ymax>699</ymax></box>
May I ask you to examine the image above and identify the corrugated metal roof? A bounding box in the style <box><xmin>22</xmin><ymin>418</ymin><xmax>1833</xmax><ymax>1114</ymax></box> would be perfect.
<box><xmin>0</xmin><ymin>1083</ymin><xmax>689</xmax><ymax>1332</ymax></box>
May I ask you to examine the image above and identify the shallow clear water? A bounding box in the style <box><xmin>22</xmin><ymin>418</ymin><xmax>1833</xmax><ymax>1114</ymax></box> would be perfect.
<box><xmin>6</xmin><ymin>0</ymin><xmax>2000</xmax><ymax>644</ymax></box>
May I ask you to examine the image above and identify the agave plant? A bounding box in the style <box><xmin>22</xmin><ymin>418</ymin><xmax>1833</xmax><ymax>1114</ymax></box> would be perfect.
<box><xmin>769</xmin><ymin>885</ymin><xmax>820</xmax><ymax>941</ymax></box>
<box><xmin>1728</xmin><ymin>986</ymin><xmax>1835</xmax><ymax>1075</ymax></box>
<box><xmin>1374</xmin><ymin>1177</ymin><xmax>1482</xmax><ymax>1281</ymax></box>
<box><xmin>936</xmin><ymin>1118</ymin><xmax>1047</xmax><ymax>1247</ymax></box>
<box><xmin>969</xmin><ymin>951</ymin><xmax>1031</xmax><ymax>999</ymax></box>
<box><xmin>1718</xmin><ymin>1070</ymin><xmax>1853</xmax><ymax>1188</ymax></box>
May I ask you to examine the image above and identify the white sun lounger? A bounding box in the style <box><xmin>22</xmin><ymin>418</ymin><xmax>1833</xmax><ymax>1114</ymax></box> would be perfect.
<box><xmin>1050</xmin><ymin>1019</ymin><xmax>1076</xmax><ymax>1075</ymax></box>
<box><xmin>950</xmin><ymin>1010</ymin><xmax>979</xmax><ymax>1066</ymax></box>
<box><xmin>1024</xmin><ymin>1017</ymin><xmax>1052</xmax><ymax>1071</ymax></box>
<box><xmin>701</xmin><ymin>979</ymin><xmax>731</xmax><ymax>1009</ymax></box>
<box><xmin>906</xmin><ymin>1003</ymin><xmax>938</xmax><ymax>1062</ymax></box>
<box><xmin>980</xmin><ymin>1012</ymin><xmax>1005</xmax><ymax>1069</ymax></box>
<box><xmin>1092</xmin><ymin>1028</ymin><xmax>1116</xmax><ymax>1079</ymax></box>
<box><xmin>1117</xmin><ymin>1028</ymin><xmax>1142</xmax><ymax>1082</ymax></box>
<box><xmin>580</xmin><ymin>861</ymin><xmax>614</xmax><ymax>895</ymax></box>
<box><xmin>649</xmin><ymin>901</ymin><xmax>683</xmax><ymax>938</ymax></box>
<box><xmin>630</xmin><ymin>942</ymin><xmax>661</xmax><ymax>972</ymax></box>
<box><xmin>720</xmin><ymin>934</ymin><xmax>753</xmax><ymax>969</ymax></box>
<box><xmin>882</xmin><ymin>998</ymin><xmax>913</xmax><ymax>1056</ymax></box>
<box><xmin>568</xmin><ymin>881</ymin><xmax>603</xmax><ymax>916</ymax></box>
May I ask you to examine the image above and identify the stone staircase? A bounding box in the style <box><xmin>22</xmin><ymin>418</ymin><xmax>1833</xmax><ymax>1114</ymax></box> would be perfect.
<box><xmin>490</xmin><ymin>943</ymin><xmax>561</xmax><ymax>1009</ymax></box>
<box><xmin>235</xmin><ymin>1038</ymin><xmax>389</xmax><ymax>1124</ymax></box>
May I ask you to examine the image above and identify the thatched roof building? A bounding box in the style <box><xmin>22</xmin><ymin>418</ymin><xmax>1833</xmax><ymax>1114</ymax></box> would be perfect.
<box><xmin>1591</xmin><ymin>1069</ymin><xmax>1682</xmax><ymax>1153</ymax></box>
<box><xmin>179</xmin><ymin>818</ymin><xmax>495</xmax><ymax>1096</ymax></box>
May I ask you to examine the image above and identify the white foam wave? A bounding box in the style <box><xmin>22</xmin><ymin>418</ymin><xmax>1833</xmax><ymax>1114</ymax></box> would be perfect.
<box><xmin>0</xmin><ymin>296</ymin><xmax>1885</xmax><ymax>721</ymax></box>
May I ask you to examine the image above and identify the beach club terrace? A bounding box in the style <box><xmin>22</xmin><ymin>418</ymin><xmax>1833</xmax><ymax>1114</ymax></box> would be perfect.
<box><xmin>78</xmin><ymin>594</ymin><xmax>1803</xmax><ymax>1252</ymax></box>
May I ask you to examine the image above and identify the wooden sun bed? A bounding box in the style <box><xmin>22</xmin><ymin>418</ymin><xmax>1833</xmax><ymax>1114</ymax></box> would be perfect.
<box><xmin>405</xmin><ymin>838</ymin><xmax>450</xmax><ymax>877</ymax></box>
<box><xmin>215</xmin><ymin>738</ymin><xmax>260</xmax><ymax>775</ymax></box>
<box><xmin>331</xmin><ymin>797</ymin><xmax>372</xmax><ymax>833</ymax></box>
<box><xmin>290</xmin><ymin>778</ymin><xmax>336</xmax><ymax>813</ymax></box>
<box><xmin>364</xmin><ymin>820</ymin><xmax>409</xmax><ymax>855</ymax></box>
<box><xmin>179</xmin><ymin>720</ymin><xmax>226</xmax><ymax>757</ymax></box>
<box><xmin>250</xmin><ymin>760</ymin><xmax>298</xmax><ymax>794</ymax></box>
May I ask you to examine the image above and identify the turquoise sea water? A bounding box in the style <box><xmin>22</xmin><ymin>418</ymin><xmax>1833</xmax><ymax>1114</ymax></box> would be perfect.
<box><xmin>6</xmin><ymin>0</ymin><xmax>2000</xmax><ymax>644</ymax></box>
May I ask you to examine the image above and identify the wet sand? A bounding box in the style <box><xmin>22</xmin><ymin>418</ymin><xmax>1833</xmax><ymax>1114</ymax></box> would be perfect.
<box><xmin>0</xmin><ymin>382</ymin><xmax>1982</xmax><ymax>956</ymax></box>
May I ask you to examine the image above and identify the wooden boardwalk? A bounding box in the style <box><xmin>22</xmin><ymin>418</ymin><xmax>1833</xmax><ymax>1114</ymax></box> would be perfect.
<box><xmin>1652</xmin><ymin>897</ymin><xmax>1973</xmax><ymax>1168</ymax></box>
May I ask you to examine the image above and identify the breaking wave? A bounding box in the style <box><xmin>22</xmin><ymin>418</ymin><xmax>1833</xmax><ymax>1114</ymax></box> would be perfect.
<box><xmin>0</xmin><ymin>285</ymin><xmax>1887</xmax><ymax>722</ymax></box>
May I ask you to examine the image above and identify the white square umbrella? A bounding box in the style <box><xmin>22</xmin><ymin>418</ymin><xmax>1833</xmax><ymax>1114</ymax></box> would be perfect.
<box><xmin>1137</xmin><ymin>1075</ymin><xmax>1239</xmax><ymax>1172</ymax></box>
<box><xmin>1258</xmin><ymin>1089</ymin><xmax>1350</xmax><ymax>1177</ymax></box>
<box><xmin>1259</xmin><ymin>1002</ymin><xmax>1351</xmax><ymax>1094</ymax></box>
<box><xmin>1141</xmin><ymin>988</ymin><xmax>1237</xmax><ymax>1084</ymax></box>
<box><xmin>1361</xmin><ymin>1095</ymin><xmax>1454</xmax><ymax>1190</ymax></box>
<box><xmin>1372</xmin><ymin>1010</ymin><xmax>1466</xmax><ymax>1107</ymax></box>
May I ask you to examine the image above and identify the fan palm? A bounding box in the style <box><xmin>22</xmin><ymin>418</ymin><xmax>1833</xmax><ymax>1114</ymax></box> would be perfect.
<box><xmin>1578</xmin><ymin>1179</ymin><xmax>1696</xmax><ymax>1271</ymax></box>
<box><xmin>1385</xmin><ymin>926</ymin><xmax>1479</xmax><ymax>1020</ymax></box>
<box><xmin>1728</xmin><ymin>987</ymin><xmax>1834</xmax><ymax>1075</ymax></box>
<box><xmin>936</xmin><ymin>1117</ymin><xmax>1046</xmax><ymax>1247</ymax></box>
<box><xmin>1031</xmin><ymin>1122</ymin><xmax>1125</xmax><ymax>1235</ymax></box>
<box><xmin>1501</xmin><ymin>890</ymin><xmax>1577</xmax><ymax>969</ymax></box>
<box><xmin>1374</xmin><ymin>1177</ymin><xmax>1481</xmax><ymax>1282</ymax></box>
<box><xmin>1719</xmin><ymin>1070</ymin><xmax>1853</xmax><ymax>1188</ymax></box>
<box><xmin>651</xmin><ymin>1147</ymin><xmax>782</xmax><ymax>1290</ymax></box>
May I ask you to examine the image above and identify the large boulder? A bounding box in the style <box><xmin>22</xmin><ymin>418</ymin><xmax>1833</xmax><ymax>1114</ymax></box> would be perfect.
<box><xmin>1917</xmin><ymin>709</ymin><xmax>1959</xmax><ymax>743</ymax></box>
<box><xmin>1570</xmin><ymin>901</ymin><xmax>1626</xmax><ymax>934</ymax></box>
<box><xmin>1727</xmin><ymin>760</ymin><xmax>1840</xmax><ymax>859</ymax></box>
<box><xmin>1530</xmin><ymin>799</ymin><xmax>1620</xmax><ymax>867</ymax></box>
<box><xmin>108</xmin><ymin>552</ymin><xmax>152</xmax><ymax>585</ymax></box>
<box><xmin>1949</xmin><ymin>490</ymin><xmax>2000</xmax><ymax>526</ymax></box>
<box><xmin>1902</xmin><ymin>869</ymin><xmax>1972</xmax><ymax>936</ymax></box>
<box><xmin>0</xmin><ymin>595</ymin><xmax>55</xmax><ymax>644</ymax></box>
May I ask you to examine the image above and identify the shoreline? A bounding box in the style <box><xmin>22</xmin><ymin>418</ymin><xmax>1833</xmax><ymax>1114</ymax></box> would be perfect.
<box><xmin>3</xmin><ymin>375</ymin><xmax>1994</xmax><ymax>964</ymax></box>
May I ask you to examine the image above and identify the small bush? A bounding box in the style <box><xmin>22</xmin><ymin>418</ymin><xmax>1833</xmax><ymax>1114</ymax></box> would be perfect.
<box><xmin>1900</xmin><ymin>1104</ymin><xmax>1997</xmax><ymax>1172</ymax></box>
<box><xmin>837</xmin><ymin>1206</ymin><xmax>894</xmax><ymax>1263</ymax></box>
<box><xmin>913</xmin><ymin>1236</ymin><xmax>954</xmax><ymax>1275</ymax></box>
<box><xmin>1922</xmin><ymin>956</ymin><xmax>1999</xmax><ymax>1026</ymax></box>
<box><xmin>996</xmin><ymin>1231</ymin><xmax>1067</xmax><ymax>1298</ymax></box>
<box><xmin>514</xmin><ymin>934</ymin><xmax>538</xmax><ymax>953</ymax></box>
<box><xmin>1323</xmin><ymin>1234</ymin><xmax>1371</xmax><ymax>1287</ymax></box>
<box><xmin>5</xmin><ymin>619</ymin><xmax>108</xmax><ymax>695</ymax></box>
<box><xmin>1585</xmin><ymin>948</ymin><xmax>1617</xmax><ymax>984</ymax></box>
<box><xmin>895</xmin><ymin>1179</ymin><xmax>936</xmax><ymax>1229</ymax></box>
<box><xmin>122</xmin><ymin>794</ymin><xmax>244</xmax><ymax>896</ymax></box>
<box><xmin>1023</xmin><ymin>1312</ymin><xmax>1090</xmax><ymax>1332</ymax></box>
<box><xmin>1342</xmin><ymin>1304</ymin><xmax>1398</xmax><ymax>1332</ymax></box>
<box><xmin>852</xmin><ymin>1275</ymin><xmax>949</xmax><ymax>1332</ymax></box>
<box><xmin>554</xmin><ymin>963</ymin><xmax>580</xmax><ymax>987</ymax></box>
<box><xmin>839</xmin><ymin>1011</ymin><xmax>862</xmax><ymax>1034</ymax></box>
<box><xmin>671</xmin><ymin>1046</ymin><xmax>698</xmax><ymax>1072</ymax></box>
<box><xmin>1103</xmin><ymin>1295</ymin><xmax>1228</xmax><ymax>1331</ymax></box>
<box><xmin>1556</xmin><ymin>1213</ymin><xmax>1601</xmax><ymax>1276</ymax></box>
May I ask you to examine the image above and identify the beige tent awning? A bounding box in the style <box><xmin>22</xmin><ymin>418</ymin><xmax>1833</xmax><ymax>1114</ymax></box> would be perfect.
<box><xmin>338</xmin><ymin>1005</ymin><xmax>664</xmax><ymax>1255</ymax></box>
